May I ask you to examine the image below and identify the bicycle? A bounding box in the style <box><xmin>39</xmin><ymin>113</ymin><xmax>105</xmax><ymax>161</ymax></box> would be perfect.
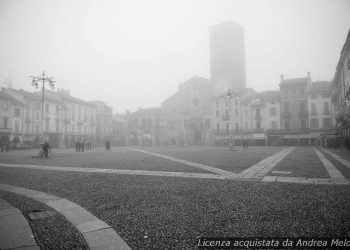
<box><xmin>38</xmin><ymin>149</ymin><xmax>55</xmax><ymax>159</ymax></box>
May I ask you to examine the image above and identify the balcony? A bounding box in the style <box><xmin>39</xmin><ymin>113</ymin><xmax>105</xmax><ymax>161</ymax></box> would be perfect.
<box><xmin>299</xmin><ymin>111</ymin><xmax>308</xmax><ymax>118</ymax></box>
<box><xmin>282</xmin><ymin>112</ymin><xmax>292</xmax><ymax>119</ymax></box>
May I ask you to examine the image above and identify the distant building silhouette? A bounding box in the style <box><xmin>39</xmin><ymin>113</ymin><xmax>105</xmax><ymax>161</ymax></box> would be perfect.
<box><xmin>210</xmin><ymin>20</ymin><xmax>246</xmax><ymax>94</ymax></box>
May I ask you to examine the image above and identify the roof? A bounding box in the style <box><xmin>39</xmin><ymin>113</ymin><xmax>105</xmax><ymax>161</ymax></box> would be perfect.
<box><xmin>178</xmin><ymin>75</ymin><xmax>211</xmax><ymax>89</ymax></box>
<box><xmin>279</xmin><ymin>77</ymin><xmax>308</xmax><ymax>86</ymax></box>
<box><xmin>0</xmin><ymin>91</ymin><xmax>23</xmax><ymax>105</ymax></box>
<box><xmin>127</xmin><ymin>107</ymin><xmax>164</xmax><ymax>118</ymax></box>
<box><xmin>210</xmin><ymin>20</ymin><xmax>243</xmax><ymax>31</ymax></box>
<box><xmin>241</xmin><ymin>90</ymin><xmax>280</xmax><ymax>104</ymax></box>
<box><xmin>306</xmin><ymin>81</ymin><xmax>331</xmax><ymax>94</ymax></box>
<box><xmin>33</xmin><ymin>90</ymin><xmax>63</xmax><ymax>103</ymax></box>
<box><xmin>10</xmin><ymin>89</ymin><xmax>40</xmax><ymax>101</ymax></box>
<box><xmin>56</xmin><ymin>91</ymin><xmax>93</xmax><ymax>106</ymax></box>
<box><xmin>337</xmin><ymin>28</ymin><xmax>350</xmax><ymax>70</ymax></box>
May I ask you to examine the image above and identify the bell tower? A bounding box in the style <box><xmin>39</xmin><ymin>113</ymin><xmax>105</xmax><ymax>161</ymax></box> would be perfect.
<box><xmin>210</xmin><ymin>20</ymin><xmax>246</xmax><ymax>94</ymax></box>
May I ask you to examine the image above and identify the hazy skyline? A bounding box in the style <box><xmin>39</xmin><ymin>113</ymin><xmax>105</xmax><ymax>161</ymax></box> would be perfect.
<box><xmin>0</xmin><ymin>0</ymin><xmax>349</xmax><ymax>113</ymax></box>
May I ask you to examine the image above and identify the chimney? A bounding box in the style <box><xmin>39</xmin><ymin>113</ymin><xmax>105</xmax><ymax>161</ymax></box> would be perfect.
<box><xmin>280</xmin><ymin>74</ymin><xmax>284</xmax><ymax>82</ymax></box>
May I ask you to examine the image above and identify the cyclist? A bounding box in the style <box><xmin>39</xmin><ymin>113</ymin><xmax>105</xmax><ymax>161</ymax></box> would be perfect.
<box><xmin>42</xmin><ymin>140</ymin><xmax>51</xmax><ymax>158</ymax></box>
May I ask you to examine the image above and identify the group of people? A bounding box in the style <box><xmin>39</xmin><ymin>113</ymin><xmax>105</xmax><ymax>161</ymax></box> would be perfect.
<box><xmin>76</xmin><ymin>140</ymin><xmax>92</xmax><ymax>152</ymax></box>
<box><xmin>242</xmin><ymin>139</ymin><xmax>249</xmax><ymax>148</ymax></box>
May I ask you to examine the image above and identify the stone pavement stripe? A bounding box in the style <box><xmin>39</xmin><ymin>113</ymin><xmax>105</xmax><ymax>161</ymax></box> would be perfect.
<box><xmin>261</xmin><ymin>176</ymin><xmax>277</xmax><ymax>182</ymax></box>
<box><xmin>0</xmin><ymin>162</ymin><xmax>349</xmax><ymax>185</ymax></box>
<box><xmin>11</xmin><ymin>246</ymin><xmax>40</xmax><ymax>250</ymax></box>
<box><xmin>0</xmin><ymin>183</ymin><xmax>131</xmax><ymax>250</ymax></box>
<box><xmin>0</xmin><ymin>198</ymin><xmax>39</xmax><ymax>250</ymax></box>
<box><xmin>126</xmin><ymin>147</ymin><xmax>236</xmax><ymax>176</ymax></box>
<box><xmin>0</xmin><ymin>207</ymin><xmax>21</xmax><ymax>216</ymax></box>
<box><xmin>83</xmin><ymin>228</ymin><xmax>131</xmax><ymax>250</ymax></box>
<box><xmin>77</xmin><ymin>220</ymin><xmax>111</xmax><ymax>234</ymax></box>
<box><xmin>322</xmin><ymin>149</ymin><xmax>350</xmax><ymax>169</ymax></box>
<box><xmin>314</xmin><ymin>149</ymin><xmax>346</xmax><ymax>179</ymax></box>
<box><xmin>0</xmin><ymin>162</ymin><xmax>230</xmax><ymax>180</ymax></box>
<box><xmin>237</xmin><ymin>147</ymin><xmax>295</xmax><ymax>178</ymax></box>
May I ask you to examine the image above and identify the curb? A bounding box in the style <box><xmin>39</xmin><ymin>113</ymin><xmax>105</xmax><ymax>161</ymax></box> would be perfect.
<box><xmin>0</xmin><ymin>183</ymin><xmax>131</xmax><ymax>250</ymax></box>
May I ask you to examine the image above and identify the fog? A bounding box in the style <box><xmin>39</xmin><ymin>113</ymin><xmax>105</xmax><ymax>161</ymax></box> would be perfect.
<box><xmin>0</xmin><ymin>0</ymin><xmax>349</xmax><ymax>113</ymax></box>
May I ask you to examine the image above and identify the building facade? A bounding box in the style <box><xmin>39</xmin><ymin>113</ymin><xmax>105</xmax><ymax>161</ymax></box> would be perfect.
<box><xmin>162</xmin><ymin>76</ymin><xmax>212</xmax><ymax>145</ymax></box>
<box><xmin>307</xmin><ymin>81</ymin><xmax>337</xmax><ymax>146</ymax></box>
<box><xmin>332</xmin><ymin>29</ymin><xmax>350</xmax><ymax>149</ymax></box>
<box><xmin>0</xmin><ymin>90</ymin><xmax>24</xmax><ymax>147</ymax></box>
<box><xmin>125</xmin><ymin>108</ymin><xmax>167</xmax><ymax>146</ymax></box>
<box><xmin>0</xmin><ymin>87</ymin><xmax>112</xmax><ymax>148</ymax></box>
<box><xmin>211</xmin><ymin>89</ymin><xmax>281</xmax><ymax>146</ymax></box>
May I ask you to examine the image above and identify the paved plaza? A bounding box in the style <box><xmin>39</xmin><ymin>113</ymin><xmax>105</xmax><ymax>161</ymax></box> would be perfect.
<box><xmin>0</xmin><ymin>146</ymin><xmax>350</xmax><ymax>249</ymax></box>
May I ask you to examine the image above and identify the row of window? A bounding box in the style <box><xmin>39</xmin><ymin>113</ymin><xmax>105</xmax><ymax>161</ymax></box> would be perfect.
<box><xmin>128</xmin><ymin>118</ymin><xmax>154</xmax><ymax>128</ymax></box>
<box><xmin>212</xmin><ymin>117</ymin><xmax>333</xmax><ymax>132</ymax></box>
<box><xmin>282</xmin><ymin>88</ymin><xmax>305</xmax><ymax>98</ymax></box>
<box><xmin>214</xmin><ymin>121</ymin><xmax>278</xmax><ymax>133</ymax></box>
<box><xmin>215</xmin><ymin>107</ymin><xmax>277</xmax><ymax>118</ymax></box>
<box><xmin>282</xmin><ymin>118</ymin><xmax>333</xmax><ymax>130</ymax></box>
<box><xmin>215</xmin><ymin>99</ymin><xmax>239</xmax><ymax>108</ymax></box>
<box><xmin>283</xmin><ymin>102</ymin><xmax>331</xmax><ymax>114</ymax></box>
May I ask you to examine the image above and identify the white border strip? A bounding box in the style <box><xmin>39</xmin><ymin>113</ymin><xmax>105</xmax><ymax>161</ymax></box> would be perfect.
<box><xmin>0</xmin><ymin>183</ymin><xmax>131</xmax><ymax>250</ymax></box>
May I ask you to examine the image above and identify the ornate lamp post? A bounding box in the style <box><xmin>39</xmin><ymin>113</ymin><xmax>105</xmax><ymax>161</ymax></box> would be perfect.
<box><xmin>221</xmin><ymin>88</ymin><xmax>240</xmax><ymax>149</ymax></box>
<box><xmin>30</xmin><ymin>71</ymin><xmax>55</xmax><ymax>141</ymax></box>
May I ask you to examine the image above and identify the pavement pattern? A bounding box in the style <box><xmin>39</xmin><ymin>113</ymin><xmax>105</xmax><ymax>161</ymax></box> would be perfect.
<box><xmin>0</xmin><ymin>198</ymin><xmax>40</xmax><ymax>250</ymax></box>
<box><xmin>0</xmin><ymin>183</ymin><xmax>131</xmax><ymax>250</ymax></box>
<box><xmin>0</xmin><ymin>147</ymin><xmax>349</xmax><ymax>185</ymax></box>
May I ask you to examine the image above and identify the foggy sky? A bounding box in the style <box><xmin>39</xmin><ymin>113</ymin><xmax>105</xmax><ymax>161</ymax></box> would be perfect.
<box><xmin>0</xmin><ymin>0</ymin><xmax>349</xmax><ymax>113</ymax></box>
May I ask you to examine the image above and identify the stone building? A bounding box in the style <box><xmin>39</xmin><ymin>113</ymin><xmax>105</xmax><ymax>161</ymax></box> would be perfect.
<box><xmin>125</xmin><ymin>108</ymin><xmax>167</xmax><ymax>146</ymax></box>
<box><xmin>112</xmin><ymin>113</ymin><xmax>126</xmax><ymax>146</ymax></box>
<box><xmin>0</xmin><ymin>90</ymin><xmax>24</xmax><ymax>147</ymax></box>
<box><xmin>53</xmin><ymin>89</ymin><xmax>97</xmax><ymax>148</ymax></box>
<box><xmin>332</xmin><ymin>28</ymin><xmax>350</xmax><ymax>149</ymax></box>
<box><xmin>211</xmin><ymin>89</ymin><xmax>281</xmax><ymax>146</ymax></box>
<box><xmin>307</xmin><ymin>81</ymin><xmax>337</xmax><ymax>146</ymax></box>
<box><xmin>162</xmin><ymin>76</ymin><xmax>212</xmax><ymax>145</ymax></box>
<box><xmin>279</xmin><ymin>74</ymin><xmax>310</xmax><ymax>145</ymax></box>
<box><xmin>0</xmin><ymin>87</ymin><xmax>112</xmax><ymax>148</ymax></box>
<box><xmin>89</xmin><ymin>101</ymin><xmax>113</xmax><ymax>146</ymax></box>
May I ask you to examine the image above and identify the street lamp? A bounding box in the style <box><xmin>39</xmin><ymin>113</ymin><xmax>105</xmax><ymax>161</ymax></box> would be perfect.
<box><xmin>221</xmin><ymin>88</ymin><xmax>240</xmax><ymax>149</ymax></box>
<box><xmin>30</xmin><ymin>71</ymin><xmax>55</xmax><ymax>142</ymax></box>
<box><xmin>180</xmin><ymin>111</ymin><xmax>187</xmax><ymax>146</ymax></box>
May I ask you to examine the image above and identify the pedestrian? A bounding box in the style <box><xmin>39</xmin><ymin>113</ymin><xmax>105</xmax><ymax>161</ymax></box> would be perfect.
<box><xmin>75</xmin><ymin>140</ymin><xmax>79</xmax><ymax>152</ymax></box>
<box><xmin>105</xmin><ymin>140</ymin><xmax>111</xmax><ymax>150</ymax></box>
<box><xmin>81</xmin><ymin>140</ymin><xmax>85</xmax><ymax>152</ymax></box>
<box><xmin>42</xmin><ymin>140</ymin><xmax>51</xmax><ymax>158</ymax></box>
